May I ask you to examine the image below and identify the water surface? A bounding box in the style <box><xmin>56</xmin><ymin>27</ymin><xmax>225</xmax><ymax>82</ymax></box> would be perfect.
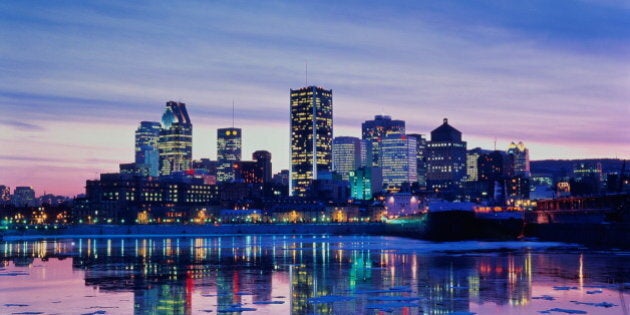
<box><xmin>1</xmin><ymin>235</ymin><xmax>628</xmax><ymax>314</ymax></box>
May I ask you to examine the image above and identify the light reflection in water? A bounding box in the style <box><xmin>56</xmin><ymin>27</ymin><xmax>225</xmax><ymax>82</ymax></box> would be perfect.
<box><xmin>0</xmin><ymin>236</ymin><xmax>628</xmax><ymax>315</ymax></box>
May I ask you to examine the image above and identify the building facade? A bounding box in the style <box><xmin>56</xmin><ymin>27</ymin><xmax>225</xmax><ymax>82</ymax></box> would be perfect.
<box><xmin>361</xmin><ymin>115</ymin><xmax>405</xmax><ymax>168</ymax></box>
<box><xmin>507</xmin><ymin>141</ymin><xmax>530</xmax><ymax>178</ymax></box>
<box><xmin>135</xmin><ymin>121</ymin><xmax>161</xmax><ymax>177</ymax></box>
<box><xmin>380</xmin><ymin>133</ymin><xmax>417</xmax><ymax>192</ymax></box>
<box><xmin>426</xmin><ymin>118</ymin><xmax>467</xmax><ymax>195</ymax></box>
<box><xmin>158</xmin><ymin>101</ymin><xmax>192</xmax><ymax>175</ymax></box>
<box><xmin>332</xmin><ymin>136</ymin><xmax>362</xmax><ymax>181</ymax></box>
<box><xmin>217</xmin><ymin>127</ymin><xmax>242</xmax><ymax>182</ymax></box>
<box><xmin>289</xmin><ymin>86</ymin><xmax>333</xmax><ymax>197</ymax></box>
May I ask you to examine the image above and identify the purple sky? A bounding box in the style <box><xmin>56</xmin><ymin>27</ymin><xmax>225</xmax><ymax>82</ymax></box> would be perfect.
<box><xmin>1</xmin><ymin>1</ymin><xmax>629</xmax><ymax>196</ymax></box>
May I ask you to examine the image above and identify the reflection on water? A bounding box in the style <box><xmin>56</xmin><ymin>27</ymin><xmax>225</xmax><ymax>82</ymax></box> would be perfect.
<box><xmin>0</xmin><ymin>236</ymin><xmax>628</xmax><ymax>314</ymax></box>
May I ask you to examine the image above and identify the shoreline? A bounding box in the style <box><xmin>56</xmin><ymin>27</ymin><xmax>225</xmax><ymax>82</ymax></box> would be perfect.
<box><xmin>1</xmin><ymin>223</ymin><xmax>388</xmax><ymax>241</ymax></box>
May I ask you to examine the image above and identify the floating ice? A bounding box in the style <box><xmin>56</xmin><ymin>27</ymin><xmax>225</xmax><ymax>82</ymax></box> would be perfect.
<box><xmin>539</xmin><ymin>308</ymin><xmax>587</xmax><ymax>314</ymax></box>
<box><xmin>81</xmin><ymin>311</ymin><xmax>107</xmax><ymax>315</ymax></box>
<box><xmin>585</xmin><ymin>290</ymin><xmax>603</xmax><ymax>294</ymax></box>
<box><xmin>366</xmin><ymin>296</ymin><xmax>420</xmax><ymax>302</ymax></box>
<box><xmin>366</xmin><ymin>302</ymin><xmax>421</xmax><ymax>310</ymax></box>
<box><xmin>0</xmin><ymin>272</ymin><xmax>29</xmax><ymax>276</ymax></box>
<box><xmin>532</xmin><ymin>295</ymin><xmax>556</xmax><ymax>301</ymax></box>
<box><xmin>4</xmin><ymin>304</ymin><xmax>29</xmax><ymax>307</ymax></box>
<box><xmin>552</xmin><ymin>286</ymin><xmax>578</xmax><ymax>291</ymax></box>
<box><xmin>216</xmin><ymin>307</ymin><xmax>257</xmax><ymax>312</ymax></box>
<box><xmin>308</xmin><ymin>295</ymin><xmax>355</xmax><ymax>304</ymax></box>
<box><xmin>570</xmin><ymin>301</ymin><xmax>616</xmax><ymax>308</ymax></box>
<box><xmin>253</xmin><ymin>301</ymin><xmax>285</xmax><ymax>305</ymax></box>
<box><xmin>9</xmin><ymin>312</ymin><xmax>44</xmax><ymax>315</ymax></box>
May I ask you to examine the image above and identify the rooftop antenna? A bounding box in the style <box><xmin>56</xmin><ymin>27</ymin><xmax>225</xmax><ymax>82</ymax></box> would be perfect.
<box><xmin>305</xmin><ymin>60</ymin><xmax>308</xmax><ymax>86</ymax></box>
<box><xmin>232</xmin><ymin>99</ymin><xmax>235</xmax><ymax>128</ymax></box>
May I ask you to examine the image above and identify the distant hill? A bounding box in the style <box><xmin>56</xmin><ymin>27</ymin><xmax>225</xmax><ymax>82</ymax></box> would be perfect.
<box><xmin>531</xmin><ymin>159</ymin><xmax>626</xmax><ymax>179</ymax></box>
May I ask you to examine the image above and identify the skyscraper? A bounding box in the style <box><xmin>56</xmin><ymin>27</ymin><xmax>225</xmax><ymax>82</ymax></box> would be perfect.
<box><xmin>252</xmin><ymin>150</ymin><xmax>272</xmax><ymax>184</ymax></box>
<box><xmin>380</xmin><ymin>133</ymin><xmax>417</xmax><ymax>192</ymax></box>
<box><xmin>290</xmin><ymin>86</ymin><xmax>333</xmax><ymax>197</ymax></box>
<box><xmin>361</xmin><ymin>115</ymin><xmax>406</xmax><ymax>167</ymax></box>
<box><xmin>426</xmin><ymin>118</ymin><xmax>467</xmax><ymax>195</ymax></box>
<box><xmin>135</xmin><ymin>121</ymin><xmax>161</xmax><ymax>177</ymax></box>
<box><xmin>158</xmin><ymin>101</ymin><xmax>192</xmax><ymax>175</ymax></box>
<box><xmin>217</xmin><ymin>127</ymin><xmax>242</xmax><ymax>182</ymax></box>
<box><xmin>406</xmin><ymin>133</ymin><xmax>427</xmax><ymax>188</ymax></box>
<box><xmin>507</xmin><ymin>141</ymin><xmax>530</xmax><ymax>178</ymax></box>
<box><xmin>332</xmin><ymin>136</ymin><xmax>362</xmax><ymax>181</ymax></box>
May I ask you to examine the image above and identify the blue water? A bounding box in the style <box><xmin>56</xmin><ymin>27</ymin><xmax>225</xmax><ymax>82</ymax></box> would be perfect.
<box><xmin>0</xmin><ymin>235</ymin><xmax>628</xmax><ymax>314</ymax></box>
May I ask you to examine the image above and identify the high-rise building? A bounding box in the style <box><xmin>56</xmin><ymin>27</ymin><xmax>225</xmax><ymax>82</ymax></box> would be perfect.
<box><xmin>158</xmin><ymin>101</ymin><xmax>192</xmax><ymax>175</ymax></box>
<box><xmin>0</xmin><ymin>185</ymin><xmax>11</xmax><ymax>204</ymax></box>
<box><xmin>507</xmin><ymin>142</ymin><xmax>530</xmax><ymax>178</ymax></box>
<box><xmin>361</xmin><ymin>115</ymin><xmax>405</xmax><ymax>168</ymax></box>
<box><xmin>12</xmin><ymin>186</ymin><xmax>37</xmax><ymax>207</ymax></box>
<box><xmin>332</xmin><ymin>136</ymin><xmax>361</xmax><ymax>181</ymax></box>
<box><xmin>406</xmin><ymin>134</ymin><xmax>427</xmax><ymax>188</ymax></box>
<box><xmin>217</xmin><ymin>127</ymin><xmax>242</xmax><ymax>182</ymax></box>
<box><xmin>380</xmin><ymin>133</ymin><xmax>417</xmax><ymax>192</ymax></box>
<box><xmin>290</xmin><ymin>86</ymin><xmax>333</xmax><ymax>197</ymax></box>
<box><xmin>466</xmin><ymin>148</ymin><xmax>491</xmax><ymax>182</ymax></box>
<box><xmin>426</xmin><ymin>118</ymin><xmax>467</xmax><ymax>194</ymax></box>
<box><xmin>252</xmin><ymin>150</ymin><xmax>272</xmax><ymax>184</ymax></box>
<box><xmin>135</xmin><ymin>121</ymin><xmax>161</xmax><ymax>177</ymax></box>
<box><xmin>349</xmin><ymin>167</ymin><xmax>372</xmax><ymax>200</ymax></box>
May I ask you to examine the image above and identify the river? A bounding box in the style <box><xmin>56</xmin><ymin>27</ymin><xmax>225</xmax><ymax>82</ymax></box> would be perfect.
<box><xmin>1</xmin><ymin>235</ymin><xmax>628</xmax><ymax>314</ymax></box>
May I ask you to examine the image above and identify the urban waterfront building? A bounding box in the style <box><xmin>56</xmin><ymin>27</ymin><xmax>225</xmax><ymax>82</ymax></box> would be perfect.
<box><xmin>380</xmin><ymin>133</ymin><xmax>417</xmax><ymax>192</ymax></box>
<box><xmin>234</xmin><ymin>151</ymin><xmax>272</xmax><ymax>184</ymax></box>
<box><xmin>289</xmin><ymin>86</ymin><xmax>333</xmax><ymax>197</ymax></box>
<box><xmin>158</xmin><ymin>101</ymin><xmax>192</xmax><ymax>175</ymax></box>
<box><xmin>217</xmin><ymin>127</ymin><xmax>242</xmax><ymax>182</ymax></box>
<box><xmin>466</xmin><ymin>148</ymin><xmax>491</xmax><ymax>182</ymax></box>
<box><xmin>349</xmin><ymin>167</ymin><xmax>372</xmax><ymax>200</ymax></box>
<box><xmin>11</xmin><ymin>186</ymin><xmax>37</xmax><ymax>207</ymax></box>
<box><xmin>406</xmin><ymin>133</ymin><xmax>427</xmax><ymax>188</ymax></box>
<box><xmin>332</xmin><ymin>136</ymin><xmax>362</xmax><ymax>181</ymax></box>
<box><xmin>507</xmin><ymin>141</ymin><xmax>530</xmax><ymax>177</ymax></box>
<box><xmin>361</xmin><ymin>115</ymin><xmax>405</xmax><ymax>168</ymax></box>
<box><xmin>135</xmin><ymin>121</ymin><xmax>161</xmax><ymax>177</ymax></box>
<box><xmin>426</xmin><ymin>118</ymin><xmax>467</xmax><ymax>195</ymax></box>
<box><xmin>0</xmin><ymin>185</ymin><xmax>10</xmax><ymax>204</ymax></box>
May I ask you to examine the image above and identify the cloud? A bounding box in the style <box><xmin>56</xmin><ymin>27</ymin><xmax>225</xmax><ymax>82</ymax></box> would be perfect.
<box><xmin>0</xmin><ymin>119</ymin><xmax>45</xmax><ymax>131</ymax></box>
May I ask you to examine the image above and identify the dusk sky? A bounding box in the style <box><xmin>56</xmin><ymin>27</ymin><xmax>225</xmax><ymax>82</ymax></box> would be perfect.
<box><xmin>1</xmin><ymin>1</ymin><xmax>629</xmax><ymax>196</ymax></box>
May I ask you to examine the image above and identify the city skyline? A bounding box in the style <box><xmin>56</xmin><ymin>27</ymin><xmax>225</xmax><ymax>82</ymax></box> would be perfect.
<box><xmin>1</xmin><ymin>1</ymin><xmax>629</xmax><ymax>196</ymax></box>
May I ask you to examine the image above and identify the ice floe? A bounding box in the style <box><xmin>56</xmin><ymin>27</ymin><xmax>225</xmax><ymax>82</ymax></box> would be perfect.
<box><xmin>552</xmin><ymin>286</ymin><xmax>578</xmax><ymax>291</ymax></box>
<box><xmin>539</xmin><ymin>308</ymin><xmax>587</xmax><ymax>314</ymax></box>
<box><xmin>216</xmin><ymin>307</ymin><xmax>257</xmax><ymax>312</ymax></box>
<box><xmin>532</xmin><ymin>295</ymin><xmax>556</xmax><ymax>301</ymax></box>
<box><xmin>308</xmin><ymin>295</ymin><xmax>355</xmax><ymax>303</ymax></box>
<box><xmin>570</xmin><ymin>301</ymin><xmax>617</xmax><ymax>308</ymax></box>
<box><xmin>252</xmin><ymin>301</ymin><xmax>285</xmax><ymax>305</ymax></box>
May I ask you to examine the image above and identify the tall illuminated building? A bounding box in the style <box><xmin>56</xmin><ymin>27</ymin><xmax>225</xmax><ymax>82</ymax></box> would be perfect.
<box><xmin>332</xmin><ymin>136</ymin><xmax>361</xmax><ymax>181</ymax></box>
<box><xmin>135</xmin><ymin>121</ymin><xmax>161</xmax><ymax>177</ymax></box>
<box><xmin>380</xmin><ymin>133</ymin><xmax>417</xmax><ymax>192</ymax></box>
<box><xmin>290</xmin><ymin>86</ymin><xmax>333</xmax><ymax>197</ymax></box>
<box><xmin>507</xmin><ymin>141</ymin><xmax>530</xmax><ymax>177</ymax></box>
<box><xmin>361</xmin><ymin>115</ymin><xmax>405</xmax><ymax>167</ymax></box>
<box><xmin>407</xmin><ymin>133</ymin><xmax>427</xmax><ymax>187</ymax></box>
<box><xmin>158</xmin><ymin>101</ymin><xmax>192</xmax><ymax>175</ymax></box>
<box><xmin>426</xmin><ymin>118</ymin><xmax>467</xmax><ymax>194</ymax></box>
<box><xmin>217</xmin><ymin>127</ymin><xmax>242</xmax><ymax>182</ymax></box>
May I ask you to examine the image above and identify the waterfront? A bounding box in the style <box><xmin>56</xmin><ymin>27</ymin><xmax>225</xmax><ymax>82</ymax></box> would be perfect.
<box><xmin>1</xmin><ymin>235</ymin><xmax>628</xmax><ymax>314</ymax></box>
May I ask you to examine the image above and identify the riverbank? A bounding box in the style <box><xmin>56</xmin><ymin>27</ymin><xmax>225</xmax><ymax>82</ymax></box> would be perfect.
<box><xmin>1</xmin><ymin>223</ymin><xmax>388</xmax><ymax>241</ymax></box>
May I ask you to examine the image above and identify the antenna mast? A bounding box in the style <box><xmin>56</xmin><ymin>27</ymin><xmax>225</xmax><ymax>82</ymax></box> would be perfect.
<box><xmin>305</xmin><ymin>60</ymin><xmax>308</xmax><ymax>86</ymax></box>
<box><xmin>232</xmin><ymin>99</ymin><xmax>235</xmax><ymax>128</ymax></box>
